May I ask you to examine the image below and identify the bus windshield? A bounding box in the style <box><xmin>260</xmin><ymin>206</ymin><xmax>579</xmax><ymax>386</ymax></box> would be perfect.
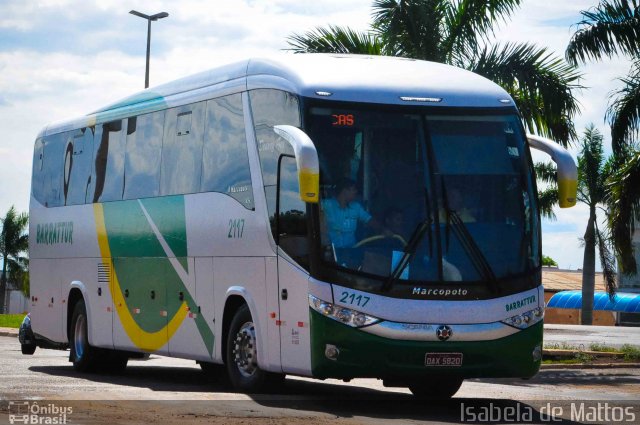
<box><xmin>305</xmin><ymin>105</ymin><xmax>539</xmax><ymax>286</ymax></box>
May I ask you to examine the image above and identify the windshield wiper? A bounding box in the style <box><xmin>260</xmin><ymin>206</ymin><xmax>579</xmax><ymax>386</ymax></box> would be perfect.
<box><xmin>382</xmin><ymin>217</ymin><xmax>431</xmax><ymax>291</ymax></box>
<box><xmin>446</xmin><ymin>209</ymin><xmax>499</xmax><ymax>293</ymax></box>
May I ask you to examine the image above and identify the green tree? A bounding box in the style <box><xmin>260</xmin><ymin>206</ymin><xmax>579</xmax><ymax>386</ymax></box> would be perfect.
<box><xmin>0</xmin><ymin>206</ymin><xmax>29</xmax><ymax>314</ymax></box>
<box><xmin>542</xmin><ymin>255</ymin><xmax>558</xmax><ymax>267</ymax></box>
<box><xmin>288</xmin><ymin>0</ymin><xmax>582</xmax><ymax>146</ymax></box>
<box><xmin>566</xmin><ymin>0</ymin><xmax>640</xmax><ymax>274</ymax></box>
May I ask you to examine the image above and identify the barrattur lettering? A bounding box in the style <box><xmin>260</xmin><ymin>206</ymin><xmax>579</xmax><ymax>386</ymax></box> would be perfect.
<box><xmin>36</xmin><ymin>221</ymin><xmax>73</xmax><ymax>245</ymax></box>
<box><xmin>505</xmin><ymin>295</ymin><xmax>536</xmax><ymax>312</ymax></box>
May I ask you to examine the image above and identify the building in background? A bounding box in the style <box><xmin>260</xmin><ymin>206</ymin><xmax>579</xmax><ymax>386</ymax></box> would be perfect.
<box><xmin>542</xmin><ymin>269</ymin><xmax>614</xmax><ymax>325</ymax></box>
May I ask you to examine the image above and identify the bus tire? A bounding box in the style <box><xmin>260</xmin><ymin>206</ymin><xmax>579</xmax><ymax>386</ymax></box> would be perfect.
<box><xmin>225</xmin><ymin>304</ymin><xmax>283</xmax><ymax>393</ymax></box>
<box><xmin>409</xmin><ymin>377</ymin><xmax>463</xmax><ymax>399</ymax></box>
<box><xmin>21</xmin><ymin>343</ymin><xmax>36</xmax><ymax>355</ymax></box>
<box><xmin>69</xmin><ymin>299</ymin><xmax>99</xmax><ymax>372</ymax></box>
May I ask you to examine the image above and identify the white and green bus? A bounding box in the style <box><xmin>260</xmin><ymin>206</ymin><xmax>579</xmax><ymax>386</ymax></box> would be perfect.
<box><xmin>23</xmin><ymin>54</ymin><xmax>577</xmax><ymax>397</ymax></box>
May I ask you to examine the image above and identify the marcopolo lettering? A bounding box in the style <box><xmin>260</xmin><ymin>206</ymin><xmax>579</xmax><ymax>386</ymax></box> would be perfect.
<box><xmin>505</xmin><ymin>295</ymin><xmax>536</xmax><ymax>312</ymax></box>
<box><xmin>412</xmin><ymin>287</ymin><xmax>468</xmax><ymax>297</ymax></box>
<box><xmin>36</xmin><ymin>221</ymin><xmax>74</xmax><ymax>245</ymax></box>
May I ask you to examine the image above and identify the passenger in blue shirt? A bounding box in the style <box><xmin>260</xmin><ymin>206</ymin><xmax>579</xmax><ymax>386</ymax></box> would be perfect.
<box><xmin>321</xmin><ymin>179</ymin><xmax>390</xmax><ymax>248</ymax></box>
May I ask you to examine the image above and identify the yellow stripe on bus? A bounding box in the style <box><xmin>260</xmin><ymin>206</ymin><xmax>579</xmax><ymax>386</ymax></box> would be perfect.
<box><xmin>93</xmin><ymin>203</ymin><xmax>188</xmax><ymax>352</ymax></box>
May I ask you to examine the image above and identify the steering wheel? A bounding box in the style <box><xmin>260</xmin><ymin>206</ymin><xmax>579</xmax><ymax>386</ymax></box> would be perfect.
<box><xmin>353</xmin><ymin>234</ymin><xmax>407</xmax><ymax>248</ymax></box>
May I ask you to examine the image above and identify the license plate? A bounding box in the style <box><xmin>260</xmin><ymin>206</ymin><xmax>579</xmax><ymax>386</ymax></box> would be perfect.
<box><xmin>425</xmin><ymin>352</ymin><xmax>463</xmax><ymax>367</ymax></box>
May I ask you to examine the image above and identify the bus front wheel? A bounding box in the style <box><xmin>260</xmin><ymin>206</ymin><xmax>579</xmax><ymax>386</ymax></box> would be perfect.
<box><xmin>69</xmin><ymin>299</ymin><xmax>99</xmax><ymax>372</ymax></box>
<box><xmin>409</xmin><ymin>377</ymin><xmax>463</xmax><ymax>399</ymax></box>
<box><xmin>225</xmin><ymin>304</ymin><xmax>283</xmax><ymax>392</ymax></box>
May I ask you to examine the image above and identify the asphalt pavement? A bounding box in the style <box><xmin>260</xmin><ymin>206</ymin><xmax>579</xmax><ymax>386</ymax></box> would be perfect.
<box><xmin>543</xmin><ymin>324</ymin><xmax>640</xmax><ymax>349</ymax></box>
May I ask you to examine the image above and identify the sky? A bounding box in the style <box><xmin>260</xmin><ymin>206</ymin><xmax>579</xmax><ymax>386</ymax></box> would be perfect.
<box><xmin>0</xmin><ymin>0</ymin><xmax>632</xmax><ymax>271</ymax></box>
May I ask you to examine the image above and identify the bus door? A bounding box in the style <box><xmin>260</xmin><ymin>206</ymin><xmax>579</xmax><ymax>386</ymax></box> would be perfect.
<box><xmin>275</xmin><ymin>155</ymin><xmax>313</xmax><ymax>375</ymax></box>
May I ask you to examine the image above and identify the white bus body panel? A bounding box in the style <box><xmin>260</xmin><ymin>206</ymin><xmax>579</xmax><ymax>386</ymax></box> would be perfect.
<box><xmin>277</xmin><ymin>255</ymin><xmax>312</xmax><ymax>375</ymax></box>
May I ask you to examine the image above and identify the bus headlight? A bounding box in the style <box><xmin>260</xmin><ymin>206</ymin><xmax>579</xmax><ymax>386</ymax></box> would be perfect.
<box><xmin>309</xmin><ymin>294</ymin><xmax>381</xmax><ymax>328</ymax></box>
<box><xmin>502</xmin><ymin>307</ymin><xmax>544</xmax><ymax>330</ymax></box>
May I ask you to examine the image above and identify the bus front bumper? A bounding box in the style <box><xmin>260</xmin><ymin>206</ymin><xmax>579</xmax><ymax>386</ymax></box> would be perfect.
<box><xmin>309</xmin><ymin>309</ymin><xmax>542</xmax><ymax>380</ymax></box>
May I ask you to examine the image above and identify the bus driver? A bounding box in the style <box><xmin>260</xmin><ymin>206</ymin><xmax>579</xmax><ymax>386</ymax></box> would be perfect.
<box><xmin>321</xmin><ymin>179</ymin><xmax>389</xmax><ymax>248</ymax></box>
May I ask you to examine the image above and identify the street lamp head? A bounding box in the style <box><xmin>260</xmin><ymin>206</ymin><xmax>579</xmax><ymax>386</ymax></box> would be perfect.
<box><xmin>150</xmin><ymin>12</ymin><xmax>169</xmax><ymax>21</ymax></box>
<box><xmin>129</xmin><ymin>10</ymin><xmax>150</xmax><ymax>20</ymax></box>
<box><xmin>129</xmin><ymin>10</ymin><xmax>168</xmax><ymax>21</ymax></box>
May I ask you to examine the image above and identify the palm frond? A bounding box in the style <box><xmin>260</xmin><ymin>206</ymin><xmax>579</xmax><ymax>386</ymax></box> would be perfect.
<box><xmin>608</xmin><ymin>149</ymin><xmax>640</xmax><ymax>274</ymax></box>
<box><xmin>537</xmin><ymin>188</ymin><xmax>558</xmax><ymax>220</ymax></box>
<box><xmin>468</xmin><ymin>43</ymin><xmax>582</xmax><ymax>146</ymax></box>
<box><xmin>442</xmin><ymin>0</ymin><xmax>522</xmax><ymax>63</ymax></box>
<box><xmin>577</xmin><ymin>125</ymin><xmax>606</xmax><ymax>207</ymax></box>
<box><xmin>534</xmin><ymin>161</ymin><xmax>558</xmax><ymax>185</ymax></box>
<box><xmin>607</xmin><ymin>62</ymin><xmax>640</xmax><ymax>155</ymax></box>
<box><xmin>566</xmin><ymin>0</ymin><xmax>640</xmax><ymax>65</ymax></box>
<box><xmin>595</xmin><ymin>223</ymin><xmax>618</xmax><ymax>298</ymax></box>
<box><xmin>371</xmin><ymin>0</ymin><xmax>446</xmax><ymax>61</ymax></box>
<box><xmin>286</xmin><ymin>25</ymin><xmax>385</xmax><ymax>55</ymax></box>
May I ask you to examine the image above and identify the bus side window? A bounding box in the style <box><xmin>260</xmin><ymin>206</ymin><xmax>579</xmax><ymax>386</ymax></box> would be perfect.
<box><xmin>64</xmin><ymin>128</ymin><xmax>94</xmax><ymax>206</ymax></box>
<box><xmin>249</xmin><ymin>89</ymin><xmax>301</xmax><ymax>233</ymax></box>
<box><xmin>161</xmin><ymin>102</ymin><xmax>206</xmax><ymax>196</ymax></box>
<box><xmin>40</xmin><ymin>132</ymin><xmax>66</xmax><ymax>207</ymax></box>
<box><xmin>124</xmin><ymin>111</ymin><xmax>164</xmax><ymax>200</ymax></box>
<box><xmin>31</xmin><ymin>138</ymin><xmax>45</xmax><ymax>205</ymax></box>
<box><xmin>277</xmin><ymin>155</ymin><xmax>309</xmax><ymax>266</ymax></box>
<box><xmin>92</xmin><ymin>120</ymin><xmax>125</xmax><ymax>203</ymax></box>
<box><xmin>201</xmin><ymin>94</ymin><xmax>254</xmax><ymax>209</ymax></box>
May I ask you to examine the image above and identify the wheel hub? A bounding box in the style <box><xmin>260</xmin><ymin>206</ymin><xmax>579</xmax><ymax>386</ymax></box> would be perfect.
<box><xmin>232</xmin><ymin>322</ymin><xmax>257</xmax><ymax>377</ymax></box>
<box><xmin>74</xmin><ymin>314</ymin><xmax>86</xmax><ymax>360</ymax></box>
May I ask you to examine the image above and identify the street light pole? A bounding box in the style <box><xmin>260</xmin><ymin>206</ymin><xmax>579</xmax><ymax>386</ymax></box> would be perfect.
<box><xmin>129</xmin><ymin>10</ymin><xmax>169</xmax><ymax>89</ymax></box>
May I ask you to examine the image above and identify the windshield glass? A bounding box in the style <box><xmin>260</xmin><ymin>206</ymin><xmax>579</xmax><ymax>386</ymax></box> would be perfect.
<box><xmin>306</xmin><ymin>105</ymin><xmax>539</xmax><ymax>285</ymax></box>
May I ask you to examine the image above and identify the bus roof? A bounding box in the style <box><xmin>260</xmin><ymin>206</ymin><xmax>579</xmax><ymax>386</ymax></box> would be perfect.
<box><xmin>41</xmin><ymin>54</ymin><xmax>515</xmax><ymax>137</ymax></box>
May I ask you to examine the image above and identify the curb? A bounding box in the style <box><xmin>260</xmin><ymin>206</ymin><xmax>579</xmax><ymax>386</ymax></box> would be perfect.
<box><xmin>0</xmin><ymin>328</ymin><xmax>18</xmax><ymax>337</ymax></box>
<box><xmin>541</xmin><ymin>362</ymin><xmax>640</xmax><ymax>370</ymax></box>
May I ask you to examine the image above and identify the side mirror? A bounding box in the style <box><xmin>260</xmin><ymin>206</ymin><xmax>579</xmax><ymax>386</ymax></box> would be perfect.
<box><xmin>273</xmin><ymin>125</ymin><xmax>320</xmax><ymax>203</ymax></box>
<box><xmin>526</xmin><ymin>134</ymin><xmax>577</xmax><ymax>208</ymax></box>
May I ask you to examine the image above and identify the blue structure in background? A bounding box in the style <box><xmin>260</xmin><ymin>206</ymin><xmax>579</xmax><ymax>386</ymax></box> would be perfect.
<box><xmin>547</xmin><ymin>290</ymin><xmax>640</xmax><ymax>313</ymax></box>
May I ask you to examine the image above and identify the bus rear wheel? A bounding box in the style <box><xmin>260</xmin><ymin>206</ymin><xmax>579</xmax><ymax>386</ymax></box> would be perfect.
<box><xmin>225</xmin><ymin>304</ymin><xmax>283</xmax><ymax>392</ymax></box>
<box><xmin>69</xmin><ymin>299</ymin><xmax>100</xmax><ymax>372</ymax></box>
<box><xmin>409</xmin><ymin>377</ymin><xmax>463</xmax><ymax>399</ymax></box>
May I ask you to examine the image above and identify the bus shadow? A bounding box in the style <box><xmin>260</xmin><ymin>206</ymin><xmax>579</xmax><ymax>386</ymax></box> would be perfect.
<box><xmin>26</xmin><ymin>364</ymin><xmax>597</xmax><ymax>423</ymax></box>
<box><xmin>28</xmin><ymin>363</ymin><xmax>227</xmax><ymax>393</ymax></box>
<box><xmin>247</xmin><ymin>380</ymin><xmax>585</xmax><ymax>424</ymax></box>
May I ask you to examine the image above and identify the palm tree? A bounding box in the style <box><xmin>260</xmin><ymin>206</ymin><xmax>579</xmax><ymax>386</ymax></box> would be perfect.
<box><xmin>288</xmin><ymin>0</ymin><xmax>582</xmax><ymax>146</ymax></box>
<box><xmin>566</xmin><ymin>0</ymin><xmax>640</xmax><ymax>274</ymax></box>
<box><xmin>531</xmin><ymin>126</ymin><xmax>617</xmax><ymax>324</ymax></box>
<box><xmin>0</xmin><ymin>206</ymin><xmax>29</xmax><ymax>314</ymax></box>
<box><xmin>576</xmin><ymin>126</ymin><xmax>617</xmax><ymax>324</ymax></box>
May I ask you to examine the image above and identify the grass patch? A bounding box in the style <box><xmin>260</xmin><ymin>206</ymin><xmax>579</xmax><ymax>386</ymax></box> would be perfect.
<box><xmin>589</xmin><ymin>343</ymin><xmax>619</xmax><ymax>353</ymax></box>
<box><xmin>0</xmin><ymin>314</ymin><xmax>24</xmax><ymax>328</ymax></box>
<box><xmin>621</xmin><ymin>344</ymin><xmax>640</xmax><ymax>361</ymax></box>
<box><xmin>544</xmin><ymin>342</ymin><xmax>581</xmax><ymax>350</ymax></box>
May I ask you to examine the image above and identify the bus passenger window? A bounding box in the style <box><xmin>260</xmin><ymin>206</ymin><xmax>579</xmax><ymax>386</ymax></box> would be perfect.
<box><xmin>92</xmin><ymin>120</ymin><xmax>125</xmax><ymax>203</ymax></box>
<box><xmin>201</xmin><ymin>94</ymin><xmax>254</xmax><ymax>209</ymax></box>
<box><xmin>40</xmin><ymin>132</ymin><xmax>66</xmax><ymax>207</ymax></box>
<box><xmin>161</xmin><ymin>102</ymin><xmax>206</xmax><ymax>196</ymax></box>
<box><xmin>64</xmin><ymin>128</ymin><xmax>94</xmax><ymax>206</ymax></box>
<box><xmin>31</xmin><ymin>138</ymin><xmax>45</xmax><ymax>205</ymax></box>
<box><xmin>123</xmin><ymin>111</ymin><xmax>164</xmax><ymax>200</ymax></box>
